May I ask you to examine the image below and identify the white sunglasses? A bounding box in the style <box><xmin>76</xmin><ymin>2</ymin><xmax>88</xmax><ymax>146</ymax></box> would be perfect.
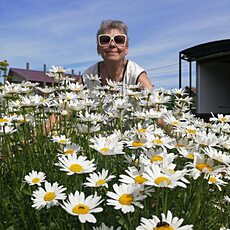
<box><xmin>98</xmin><ymin>34</ymin><xmax>127</xmax><ymax>47</ymax></box>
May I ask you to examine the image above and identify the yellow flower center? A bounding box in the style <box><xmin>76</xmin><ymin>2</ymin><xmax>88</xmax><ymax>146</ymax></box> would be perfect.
<box><xmin>196</xmin><ymin>163</ymin><xmax>213</xmax><ymax>172</ymax></box>
<box><xmin>209</xmin><ymin>177</ymin><xmax>217</xmax><ymax>183</ymax></box>
<box><xmin>119</xmin><ymin>194</ymin><xmax>133</xmax><ymax>205</ymax></box>
<box><xmin>72</xmin><ymin>204</ymin><xmax>90</xmax><ymax>214</ymax></box>
<box><xmin>69</xmin><ymin>164</ymin><xmax>83</xmax><ymax>173</ymax></box>
<box><xmin>219</xmin><ymin>117</ymin><xmax>228</xmax><ymax>123</ymax></box>
<box><xmin>155</xmin><ymin>176</ymin><xmax>170</xmax><ymax>185</ymax></box>
<box><xmin>100</xmin><ymin>147</ymin><xmax>110</xmax><ymax>153</ymax></box>
<box><xmin>132</xmin><ymin>141</ymin><xmax>144</xmax><ymax>147</ymax></box>
<box><xmin>187</xmin><ymin>153</ymin><xmax>194</xmax><ymax>159</ymax></box>
<box><xmin>172</xmin><ymin>121</ymin><xmax>179</xmax><ymax>126</ymax></box>
<box><xmin>59</xmin><ymin>139</ymin><xmax>68</xmax><ymax>144</ymax></box>
<box><xmin>32</xmin><ymin>177</ymin><xmax>40</xmax><ymax>183</ymax></box>
<box><xmin>137</xmin><ymin>128</ymin><xmax>146</xmax><ymax>134</ymax></box>
<box><xmin>155</xmin><ymin>139</ymin><xmax>163</xmax><ymax>145</ymax></box>
<box><xmin>154</xmin><ymin>225</ymin><xmax>174</xmax><ymax>230</ymax></box>
<box><xmin>0</xmin><ymin>118</ymin><xmax>9</xmax><ymax>123</ymax></box>
<box><xmin>44</xmin><ymin>192</ymin><xmax>56</xmax><ymax>201</ymax></box>
<box><xmin>134</xmin><ymin>175</ymin><xmax>147</xmax><ymax>184</ymax></box>
<box><xmin>65</xmin><ymin>149</ymin><xmax>74</xmax><ymax>154</ymax></box>
<box><xmin>150</xmin><ymin>155</ymin><xmax>163</xmax><ymax>163</ymax></box>
<box><xmin>96</xmin><ymin>179</ymin><xmax>106</xmax><ymax>186</ymax></box>
<box><xmin>187</xmin><ymin>129</ymin><xmax>196</xmax><ymax>134</ymax></box>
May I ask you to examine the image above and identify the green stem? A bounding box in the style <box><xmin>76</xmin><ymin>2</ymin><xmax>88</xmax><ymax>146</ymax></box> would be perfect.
<box><xmin>127</xmin><ymin>212</ymin><xmax>133</xmax><ymax>229</ymax></box>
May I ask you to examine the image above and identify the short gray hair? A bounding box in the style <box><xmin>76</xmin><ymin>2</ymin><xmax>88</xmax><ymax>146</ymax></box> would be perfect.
<box><xmin>97</xmin><ymin>20</ymin><xmax>128</xmax><ymax>37</ymax></box>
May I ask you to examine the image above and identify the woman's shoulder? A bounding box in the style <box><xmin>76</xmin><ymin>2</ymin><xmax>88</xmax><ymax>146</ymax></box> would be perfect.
<box><xmin>127</xmin><ymin>60</ymin><xmax>145</xmax><ymax>71</ymax></box>
<box><xmin>83</xmin><ymin>62</ymin><xmax>99</xmax><ymax>76</ymax></box>
<box><xmin>126</xmin><ymin>60</ymin><xmax>146</xmax><ymax>77</ymax></box>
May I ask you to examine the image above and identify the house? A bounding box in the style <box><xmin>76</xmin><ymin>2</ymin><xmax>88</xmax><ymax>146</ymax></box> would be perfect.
<box><xmin>7</xmin><ymin>67</ymin><xmax>81</xmax><ymax>86</ymax></box>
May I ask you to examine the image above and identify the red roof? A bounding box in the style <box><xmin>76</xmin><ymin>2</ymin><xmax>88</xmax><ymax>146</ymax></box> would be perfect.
<box><xmin>8</xmin><ymin>68</ymin><xmax>80</xmax><ymax>83</ymax></box>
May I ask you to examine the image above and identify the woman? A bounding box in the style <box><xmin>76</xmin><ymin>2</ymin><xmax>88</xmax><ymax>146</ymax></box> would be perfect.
<box><xmin>44</xmin><ymin>20</ymin><xmax>154</xmax><ymax>135</ymax></box>
<box><xmin>81</xmin><ymin>20</ymin><xmax>153</xmax><ymax>90</ymax></box>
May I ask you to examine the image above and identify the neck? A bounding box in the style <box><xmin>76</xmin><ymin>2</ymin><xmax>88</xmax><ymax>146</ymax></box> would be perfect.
<box><xmin>102</xmin><ymin>59</ymin><xmax>126</xmax><ymax>82</ymax></box>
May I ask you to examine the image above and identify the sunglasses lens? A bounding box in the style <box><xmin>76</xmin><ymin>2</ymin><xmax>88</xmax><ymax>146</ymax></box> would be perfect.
<box><xmin>99</xmin><ymin>35</ymin><xmax>111</xmax><ymax>45</ymax></box>
<box><xmin>114</xmin><ymin>35</ymin><xmax>126</xmax><ymax>45</ymax></box>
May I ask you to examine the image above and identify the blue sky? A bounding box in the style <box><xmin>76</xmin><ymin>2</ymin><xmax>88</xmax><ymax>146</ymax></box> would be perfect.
<box><xmin>1</xmin><ymin>0</ymin><xmax>230</xmax><ymax>88</ymax></box>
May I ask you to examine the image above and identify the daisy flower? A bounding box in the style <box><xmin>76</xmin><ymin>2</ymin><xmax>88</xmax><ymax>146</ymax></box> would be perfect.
<box><xmin>163</xmin><ymin>114</ymin><xmax>187</xmax><ymax>128</ymax></box>
<box><xmin>67</xmin><ymin>82</ymin><xmax>85</xmax><ymax>92</ymax></box>
<box><xmin>21</xmin><ymin>81</ymin><xmax>40</xmax><ymax>89</ymax></box>
<box><xmin>84</xmin><ymin>74</ymin><xmax>102</xmax><ymax>90</ymax></box>
<box><xmin>203</xmin><ymin>146</ymin><xmax>230</xmax><ymax>165</ymax></box>
<box><xmin>84</xmin><ymin>169</ymin><xmax>115</xmax><ymax>188</ymax></box>
<box><xmin>124</xmin><ymin>136</ymin><xmax>148</xmax><ymax>150</ymax></box>
<box><xmin>130</xmin><ymin>123</ymin><xmax>150</xmax><ymax>137</ymax></box>
<box><xmin>143</xmin><ymin>108</ymin><xmax>163</xmax><ymax>120</ymax></box>
<box><xmin>175</xmin><ymin>124</ymin><xmax>199</xmax><ymax>139</ymax></box>
<box><xmin>24</xmin><ymin>170</ymin><xmax>46</xmax><ymax>186</ymax></box>
<box><xmin>0</xmin><ymin>116</ymin><xmax>13</xmax><ymax>126</ymax></box>
<box><xmin>113</xmin><ymin>97</ymin><xmax>131</xmax><ymax>110</ymax></box>
<box><xmin>78</xmin><ymin>110</ymin><xmax>106</xmax><ymax>124</ymax></box>
<box><xmin>49</xmin><ymin>65</ymin><xmax>66</xmax><ymax>74</ymax></box>
<box><xmin>51</xmin><ymin>135</ymin><xmax>71</xmax><ymax>145</ymax></box>
<box><xmin>106</xmin><ymin>183</ymin><xmax>146</xmax><ymax>213</ymax></box>
<box><xmin>173</xmin><ymin>138</ymin><xmax>193</xmax><ymax>149</ymax></box>
<box><xmin>206</xmin><ymin>174</ymin><xmax>227</xmax><ymax>191</ymax></box>
<box><xmin>186</xmin><ymin>153</ymin><xmax>222</xmax><ymax>180</ymax></box>
<box><xmin>61</xmin><ymin>190</ymin><xmax>103</xmax><ymax>223</ymax></box>
<box><xmin>32</xmin><ymin>181</ymin><xmax>66</xmax><ymax>209</ymax></box>
<box><xmin>140</xmin><ymin>148</ymin><xmax>176</xmax><ymax>166</ymax></box>
<box><xmin>210</xmin><ymin>113</ymin><xmax>230</xmax><ymax>123</ymax></box>
<box><xmin>119</xmin><ymin>166</ymin><xmax>148</xmax><ymax>186</ymax></box>
<box><xmin>177</xmin><ymin>147</ymin><xmax>197</xmax><ymax>160</ymax></box>
<box><xmin>171</xmin><ymin>88</ymin><xmax>188</xmax><ymax>96</ymax></box>
<box><xmin>20</xmin><ymin>95</ymin><xmax>43</xmax><ymax>107</ymax></box>
<box><xmin>90</xmin><ymin>133</ymin><xmax>124</xmax><ymax>156</ymax></box>
<box><xmin>55</xmin><ymin>153</ymin><xmax>96</xmax><ymax>175</ymax></box>
<box><xmin>175</xmin><ymin>95</ymin><xmax>193</xmax><ymax>107</ymax></box>
<box><xmin>59</xmin><ymin>143</ymin><xmax>81</xmax><ymax>155</ymax></box>
<box><xmin>136</xmin><ymin>210</ymin><xmax>193</xmax><ymax>230</ymax></box>
<box><xmin>146</xmin><ymin>133</ymin><xmax>174</xmax><ymax>150</ymax></box>
<box><xmin>76</xmin><ymin>123</ymin><xmax>101</xmax><ymax>134</ymax></box>
<box><xmin>193</xmin><ymin>132</ymin><xmax>219</xmax><ymax>149</ymax></box>
<box><xmin>58</xmin><ymin>91</ymin><xmax>77</xmax><ymax>102</ymax></box>
<box><xmin>106</xmin><ymin>79</ymin><xmax>121</xmax><ymax>90</ymax></box>
<box><xmin>143</xmin><ymin>164</ymin><xmax>188</xmax><ymax>188</ymax></box>
<box><xmin>68</xmin><ymin>100</ymin><xmax>86</xmax><ymax>111</ymax></box>
<box><xmin>218</xmin><ymin>135</ymin><xmax>230</xmax><ymax>150</ymax></box>
<box><xmin>36</xmin><ymin>86</ymin><xmax>56</xmax><ymax>94</ymax></box>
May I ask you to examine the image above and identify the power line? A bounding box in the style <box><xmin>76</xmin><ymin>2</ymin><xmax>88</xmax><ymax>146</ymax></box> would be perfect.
<box><xmin>147</xmin><ymin>62</ymin><xmax>192</xmax><ymax>72</ymax></box>
<box><xmin>147</xmin><ymin>63</ymin><xmax>178</xmax><ymax>71</ymax></box>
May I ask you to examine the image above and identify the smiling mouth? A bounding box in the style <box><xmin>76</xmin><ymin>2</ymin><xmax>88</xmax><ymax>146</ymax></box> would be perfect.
<box><xmin>107</xmin><ymin>51</ymin><xmax>118</xmax><ymax>54</ymax></box>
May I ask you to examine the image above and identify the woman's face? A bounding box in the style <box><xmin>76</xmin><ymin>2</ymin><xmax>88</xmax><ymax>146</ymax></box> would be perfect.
<box><xmin>97</xmin><ymin>28</ymin><xmax>128</xmax><ymax>62</ymax></box>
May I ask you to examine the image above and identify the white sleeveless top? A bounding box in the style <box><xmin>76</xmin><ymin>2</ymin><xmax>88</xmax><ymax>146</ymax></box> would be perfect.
<box><xmin>82</xmin><ymin>60</ymin><xmax>146</xmax><ymax>89</ymax></box>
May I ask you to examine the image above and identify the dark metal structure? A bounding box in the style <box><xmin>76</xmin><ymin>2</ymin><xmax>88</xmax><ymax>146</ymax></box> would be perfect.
<box><xmin>179</xmin><ymin>39</ymin><xmax>230</xmax><ymax>116</ymax></box>
<box><xmin>179</xmin><ymin>39</ymin><xmax>230</xmax><ymax>88</ymax></box>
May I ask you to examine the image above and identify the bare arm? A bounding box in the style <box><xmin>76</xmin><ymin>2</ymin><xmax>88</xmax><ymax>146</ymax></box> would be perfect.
<box><xmin>138</xmin><ymin>72</ymin><xmax>154</xmax><ymax>90</ymax></box>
